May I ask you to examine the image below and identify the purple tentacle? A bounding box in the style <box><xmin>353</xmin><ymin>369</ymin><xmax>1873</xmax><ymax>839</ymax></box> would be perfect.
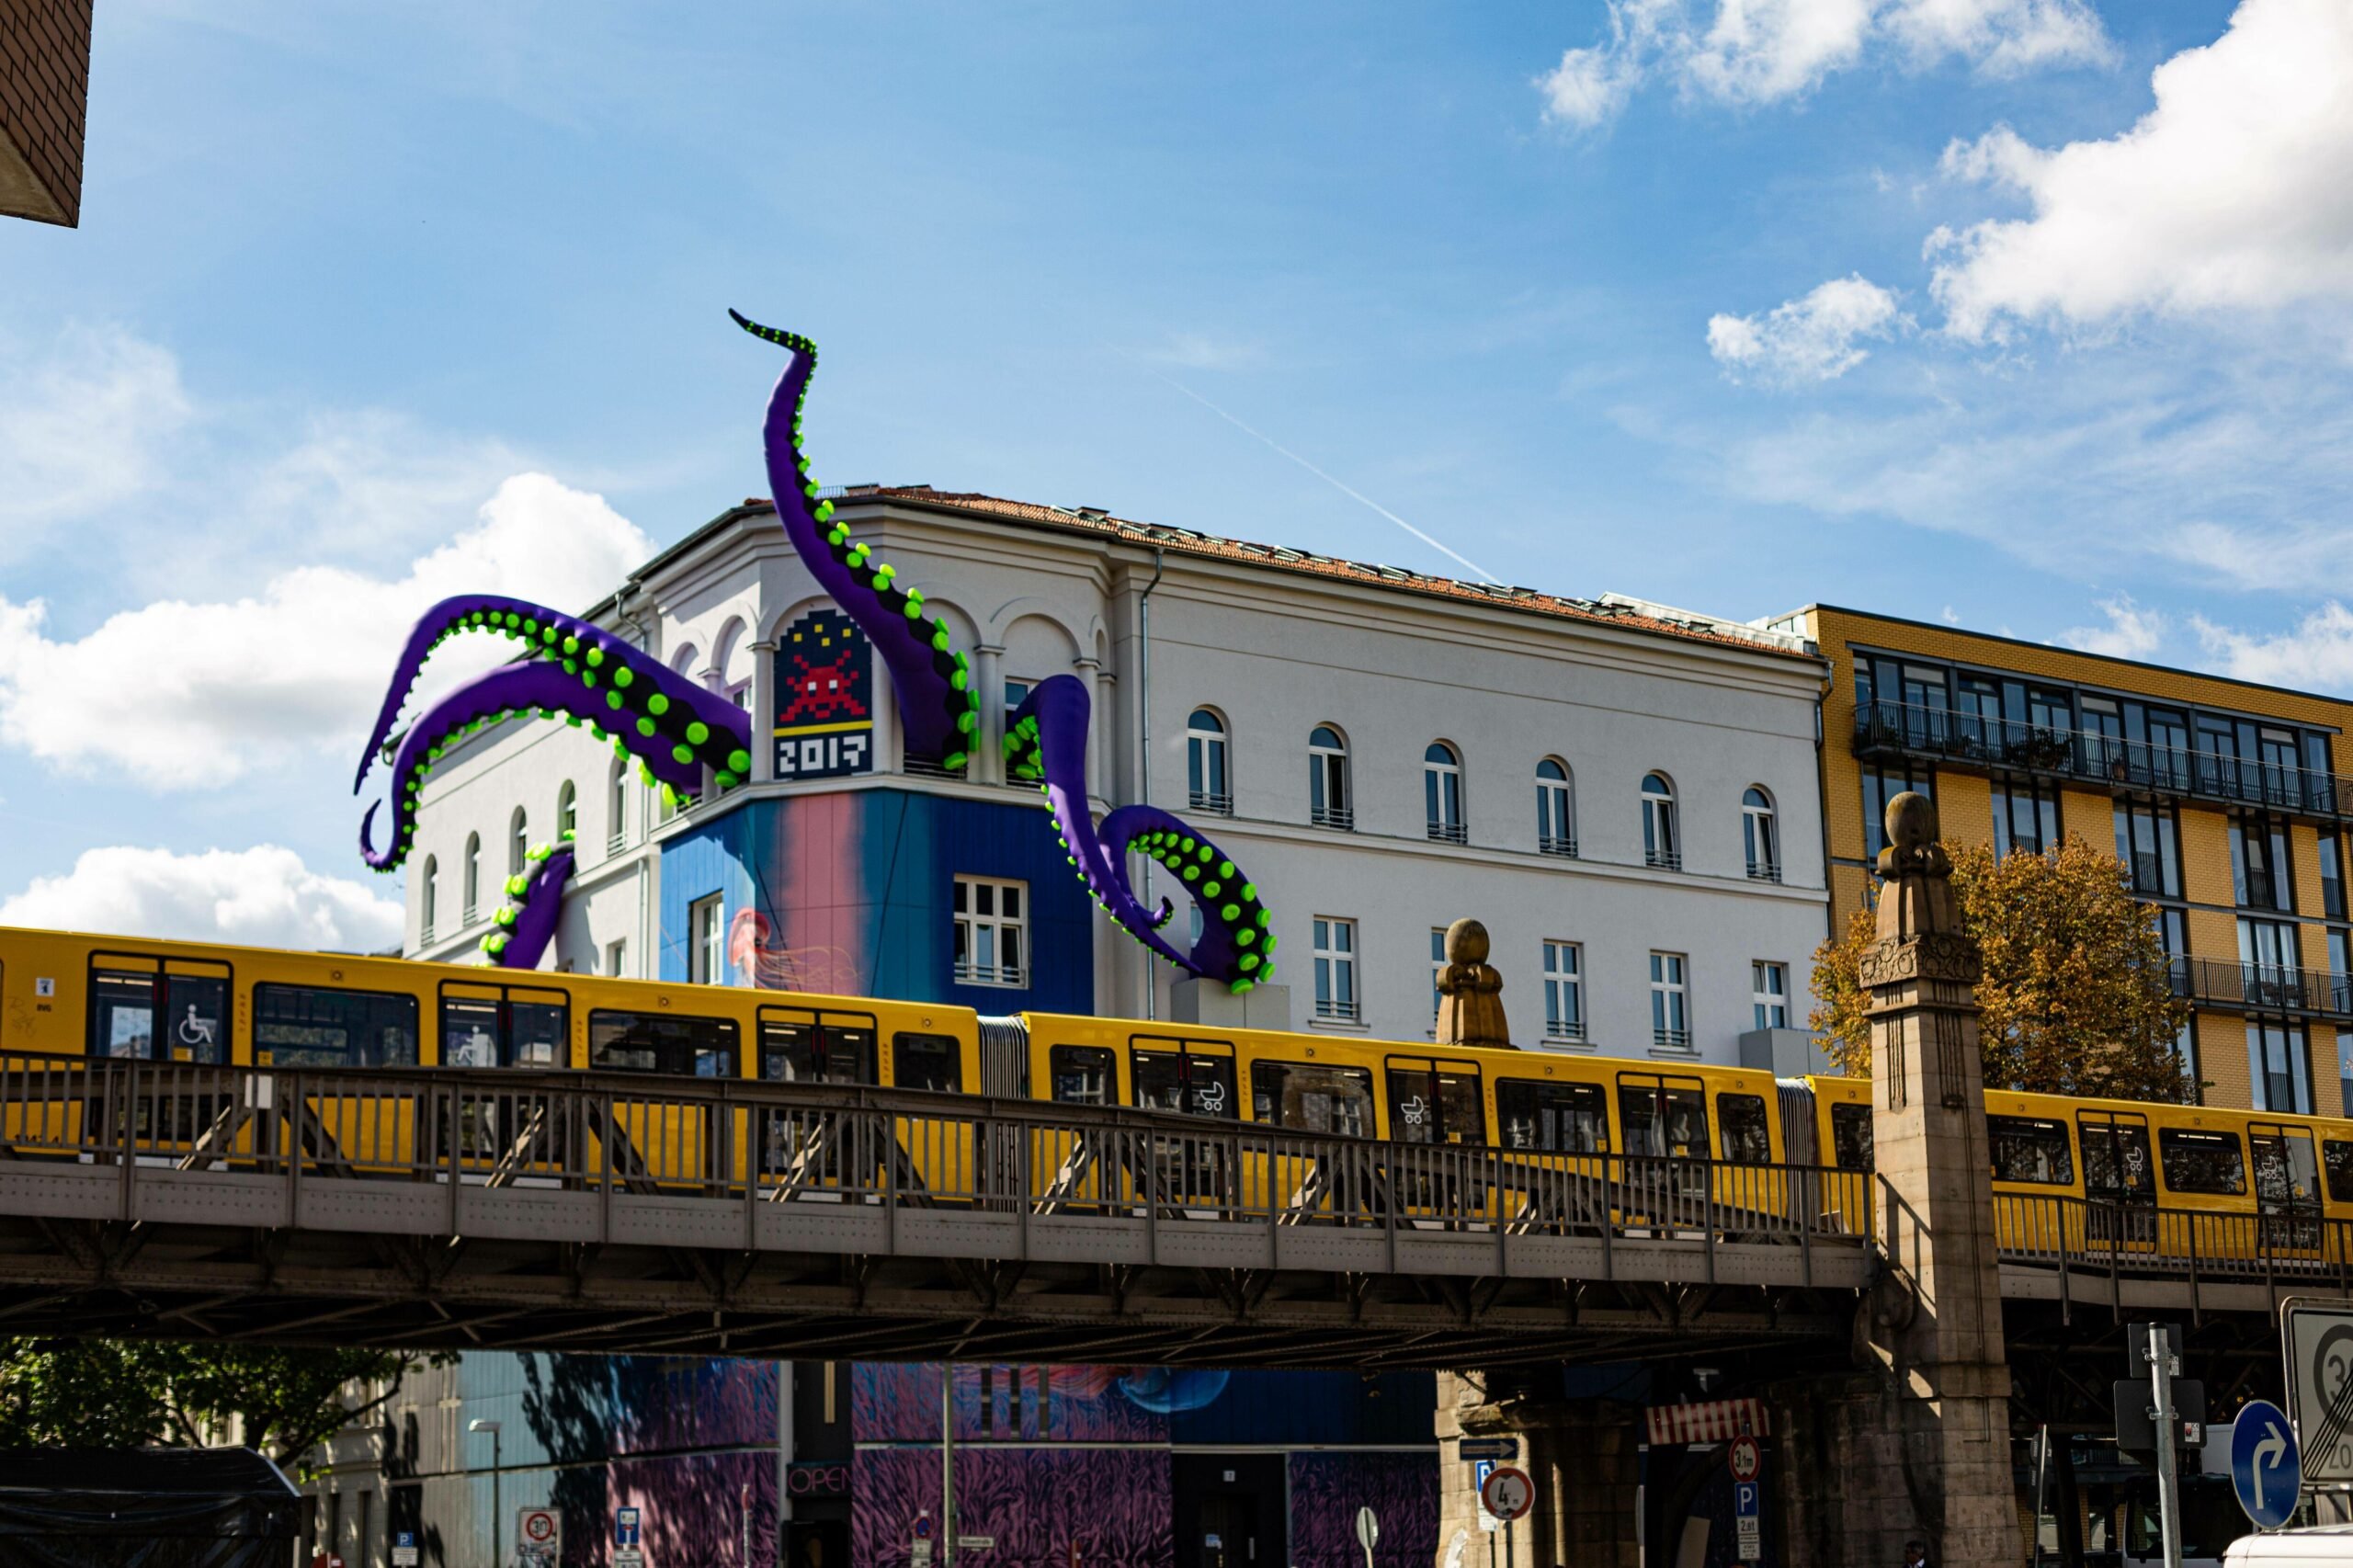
<box><xmin>358</xmin><ymin>660</ymin><xmax>749</xmax><ymax>871</ymax></box>
<box><xmin>481</xmin><ymin>843</ymin><xmax>577</xmax><ymax>969</ymax></box>
<box><xmin>1012</xmin><ymin>676</ymin><xmax>1275</xmax><ymax>992</ymax></box>
<box><xmin>733</xmin><ymin>312</ymin><xmax>982</xmax><ymax>768</ymax></box>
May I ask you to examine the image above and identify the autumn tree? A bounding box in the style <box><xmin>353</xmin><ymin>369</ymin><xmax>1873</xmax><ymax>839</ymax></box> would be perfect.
<box><xmin>0</xmin><ymin>1339</ymin><xmax>444</xmax><ymax>1476</ymax></box>
<box><xmin>1810</xmin><ymin>835</ymin><xmax>2194</xmax><ymax>1102</ymax></box>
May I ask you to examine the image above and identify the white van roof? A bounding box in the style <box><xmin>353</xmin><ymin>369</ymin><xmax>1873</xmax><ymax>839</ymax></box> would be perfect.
<box><xmin>2223</xmin><ymin>1524</ymin><xmax>2353</xmax><ymax>1562</ymax></box>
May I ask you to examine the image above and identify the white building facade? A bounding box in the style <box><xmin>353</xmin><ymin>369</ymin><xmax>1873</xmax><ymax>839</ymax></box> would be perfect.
<box><xmin>402</xmin><ymin>487</ymin><xmax>1832</xmax><ymax>1067</ymax></box>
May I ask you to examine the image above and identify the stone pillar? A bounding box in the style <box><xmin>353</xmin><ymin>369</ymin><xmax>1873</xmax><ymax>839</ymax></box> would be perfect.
<box><xmin>1812</xmin><ymin>791</ymin><xmax>2016</xmax><ymax>1567</ymax></box>
<box><xmin>974</xmin><ymin>644</ymin><xmax>1004</xmax><ymax>786</ymax></box>
<box><xmin>1434</xmin><ymin>1371</ymin><xmax>1640</xmax><ymax>1568</ymax></box>
<box><xmin>748</xmin><ymin>640</ymin><xmax>777</xmax><ymax>782</ymax></box>
<box><xmin>1077</xmin><ymin>657</ymin><xmax>1108</xmax><ymax>799</ymax></box>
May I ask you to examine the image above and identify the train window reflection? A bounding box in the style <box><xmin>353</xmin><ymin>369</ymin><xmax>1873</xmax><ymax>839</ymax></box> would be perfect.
<box><xmin>589</xmin><ymin>1010</ymin><xmax>736</xmax><ymax>1076</ymax></box>
<box><xmin>2326</xmin><ymin>1140</ymin><xmax>2353</xmax><ymax>1203</ymax></box>
<box><xmin>1619</xmin><ymin>1075</ymin><xmax>1707</xmax><ymax>1160</ymax></box>
<box><xmin>1131</xmin><ymin>1041</ymin><xmax>1236</xmax><ymax>1119</ymax></box>
<box><xmin>761</xmin><ymin>1013</ymin><xmax>875</xmax><ymax>1085</ymax></box>
<box><xmin>1830</xmin><ymin>1103</ymin><xmax>1874</xmax><ymax>1171</ymax></box>
<box><xmin>892</xmin><ymin>1033</ymin><xmax>964</xmax><ymax>1094</ymax></box>
<box><xmin>1496</xmin><ymin>1080</ymin><xmax>1607</xmax><ymax>1153</ymax></box>
<box><xmin>1252</xmin><ymin>1062</ymin><xmax>1373</xmax><ymax>1135</ymax></box>
<box><xmin>2158</xmin><ymin>1127</ymin><xmax>2246</xmax><ymax>1196</ymax></box>
<box><xmin>1988</xmin><ymin>1116</ymin><xmax>2075</xmax><ymax>1186</ymax></box>
<box><xmin>256</xmin><ymin>983</ymin><xmax>419</xmax><ymax>1068</ymax></box>
<box><xmin>1051</xmin><ymin>1045</ymin><xmax>1117</xmax><ymax>1106</ymax></box>
<box><xmin>1718</xmin><ymin>1094</ymin><xmax>1771</xmax><ymax>1164</ymax></box>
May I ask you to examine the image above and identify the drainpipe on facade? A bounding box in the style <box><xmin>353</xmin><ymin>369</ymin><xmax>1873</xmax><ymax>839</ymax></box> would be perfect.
<box><xmin>1137</xmin><ymin>547</ymin><xmax>1165</xmax><ymax>1019</ymax></box>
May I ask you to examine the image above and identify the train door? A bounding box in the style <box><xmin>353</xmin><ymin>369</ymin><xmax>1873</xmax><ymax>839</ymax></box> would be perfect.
<box><xmin>756</xmin><ymin>1006</ymin><xmax>877</xmax><ymax>1193</ymax></box>
<box><xmin>2250</xmin><ymin>1122</ymin><xmax>2323</xmax><ymax>1253</ymax></box>
<box><xmin>1619</xmin><ymin>1073</ymin><xmax>1711</xmax><ymax>1217</ymax></box>
<box><xmin>1382</xmin><ymin>1056</ymin><xmax>1486</xmax><ymax>1220</ymax></box>
<box><xmin>437</xmin><ymin>981</ymin><xmax>572</xmax><ymax>1176</ymax></box>
<box><xmin>2077</xmin><ymin>1111</ymin><xmax>2157</xmax><ymax>1248</ymax></box>
<box><xmin>1248</xmin><ymin>1058</ymin><xmax>1376</xmax><ymax>1221</ymax></box>
<box><xmin>82</xmin><ymin>949</ymin><xmax>233</xmax><ymax>1156</ymax></box>
<box><xmin>1034</xmin><ymin>1042</ymin><xmax>1121</xmax><ymax>1212</ymax></box>
<box><xmin>1130</xmin><ymin>1035</ymin><xmax>1238</xmax><ymax>1212</ymax></box>
<box><xmin>1493</xmin><ymin>1075</ymin><xmax>1609</xmax><ymax>1232</ymax></box>
<box><xmin>1713</xmin><ymin>1084</ymin><xmax>1779</xmax><ymax>1221</ymax></box>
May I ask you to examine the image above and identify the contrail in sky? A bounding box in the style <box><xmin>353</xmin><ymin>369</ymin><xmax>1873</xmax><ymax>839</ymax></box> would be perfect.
<box><xmin>1154</xmin><ymin>374</ymin><xmax>1501</xmax><ymax>585</ymax></box>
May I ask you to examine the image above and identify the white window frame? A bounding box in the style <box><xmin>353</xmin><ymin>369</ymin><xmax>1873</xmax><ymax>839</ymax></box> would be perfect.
<box><xmin>509</xmin><ymin>808</ymin><xmax>529</xmax><ymax>877</ymax></box>
<box><xmin>1542</xmin><ymin>940</ymin><xmax>1586</xmax><ymax>1044</ymax></box>
<box><xmin>689</xmin><ymin>893</ymin><xmax>726</xmax><ymax>986</ymax></box>
<box><xmin>954</xmin><ymin>875</ymin><xmax>1029</xmax><ymax>988</ymax></box>
<box><xmin>1649</xmin><ymin>950</ymin><xmax>1690</xmax><ymax>1051</ymax></box>
<box><xmin>605</xmin><ymin>937</ymin><xmax>628</xmax><ymax>979</ymax></box>
<box><xmin>1537</xmin><ymin>759</ymin><xmax>1576</xmax><ymax>858</ymax></box>
<box><xmin>1425</xmin><ymin>743</ymin><xmax>1465</xmax><ymax>844</ymax></box>
<box><xmin>1310</xmin><ymin>724</ymin><xmax>1353</xmax><ymax>830</ymax></box>
<box><xmin>1429</xmin><ymin>927</ymin><xmax>1447</xmax><ymax>1022</ymax></box>
<box><xmin>608</xmin><ymin>760</ymin><xmax>630</xmax><ymax>856</ymax></box>
<box><xmin>557</xmin><ymin>781</ymin><xmax>578</xmax><ymax>842</ymax></box>
<box><xmin>462</xmin><ymin>833</ymin><xmax>482</xmax><ymax>925</ymax></box>
<box><xmin>1751</xmin><ymin>960</ymin><xmax>1789</xmax><ymax>1030</ymax></box>
<box><xmin>420</xmin><ymin>857</ymin><xmax>438</xmax><ymax>945</ymax></box>
<box><xmin>1188</xmin><ymin>709</ymin><xmax>1232</xmax><ymax>815</ymax></box>
<box><xmin>1642</xmin><ymin>774</ymin><xmax>1679</xmax><ymax>871</ymax></box>
<box><xmin>1313</xmin><ymin>915</ymin><xmax>1359</xmax><ymax>1022</ymax></box>
<box><xmin>1743</xmin><ymin>787</ymin><xmax>1779</xmax><ymax>882</ymax></box>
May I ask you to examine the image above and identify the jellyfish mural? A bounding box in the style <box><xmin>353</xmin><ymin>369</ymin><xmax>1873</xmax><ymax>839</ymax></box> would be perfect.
<box><xmin>356</xmin><ymin>317</ymin><xmax>1274</xmax><ymax>991</ymax></box>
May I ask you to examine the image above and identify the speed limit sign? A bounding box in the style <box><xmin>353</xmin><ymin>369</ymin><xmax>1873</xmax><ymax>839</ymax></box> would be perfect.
<box><xmin>1728</xmin><ymin>1435</ymin><xmax>1762</xmax><ymax>1483</ymax></box>
<box><xmin>1479</xmin><ymin>1465</ymin><xmax>1534</xmax><ymax>1523</ymax></box>
<box><xmin>2283</xmin><ymin>1298</ymin><xmax>2353</xmax><ymax>1482</ymax></box>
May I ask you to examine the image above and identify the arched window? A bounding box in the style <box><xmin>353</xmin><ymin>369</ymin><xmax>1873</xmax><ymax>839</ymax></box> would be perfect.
<box><xmin>608</xmin><ymin>759</ymin><xmax>629</xmax><ymax>855</ymax></box>
<box><xmin>421</xmin><ymin>856</ymin><xmax>438</xmax><ymax>941</ymax></box>
<box><xmin>1743</xmin><ymin>786</ymin><xmax>1779</xmax><ymax>881</ymax></box>
<box><xmin>1641</xmin><ymin>773</ymin><xmax>1680</xmax><ymax>870</ymax></box>
<box><xmin>557</xmin><ymin>781</ymin><xmax>577</xmax><ymax>843</ymax></box>
<box><xmin>509</xmin><ymin>807</ymin><xmax>529</xmax><ymax>877</ymax></box>
<box><xmin>1425</xmin><ymin>742</ymin><xmax>1465</xmax><ymax>844</ymax></box>
<box><xmin>1537</xmin><ymin>758</ymin><xmax>1576</xmax><ymax>858</ymax></box>
<box><xmin>1188</xmin><ymin>709</ymin><xmax>1231</xmax><ymax>814</ymax></box>
<box><xmin>462</xmin><ymin>833</ymin><xmax>482</xmax><ymax>922</ymax></box>
<box><xmin>1309</xmin><ymin>724</ymin><xmax>1352</xmax><ymax>830</ymax></box>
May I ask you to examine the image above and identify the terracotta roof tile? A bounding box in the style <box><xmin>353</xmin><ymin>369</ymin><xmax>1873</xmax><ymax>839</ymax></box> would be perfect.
<box><xmin>762</xmin><ymin>487</ymin><xmax>1820</xmax><ymax>663</ymax></box>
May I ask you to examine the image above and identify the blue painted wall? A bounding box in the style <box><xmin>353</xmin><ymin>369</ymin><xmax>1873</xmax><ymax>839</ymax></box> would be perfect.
<box><xmin>656</xmin><ymin>788</ymin><xmax>1094</xmax><ymax>1015</ymax></box>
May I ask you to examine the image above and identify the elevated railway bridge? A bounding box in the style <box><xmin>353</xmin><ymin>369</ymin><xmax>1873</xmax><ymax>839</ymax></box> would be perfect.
<box><xmin>0</xmin><ymin>1052</ymin><xmax>2322</xmax><ymax>1368</ymax></box>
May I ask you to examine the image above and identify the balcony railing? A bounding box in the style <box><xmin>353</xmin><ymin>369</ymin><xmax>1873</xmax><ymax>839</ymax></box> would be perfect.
<box><xmin>1427</xmin><ymin>821</ymin><xmax>1469</xmax><ymax>846</ymax></box>
<box><xmin>1545</xmin><ymin>1018</ymin><xmax>1587</xmax><ymax>1044</ymax></box>
<box><xmin>1644</xmin><ymin>848</ymin><xmax>1682</xmax><ymax>872</ymax></box>
<box><xmin>1853</xmin><ymin>700</ymin><xmax>2353</xmax><ymax>818</ymax></box>
<box><xmin>954</xmin><ymin>960</ymin><xmax>1026</xmax><ymax>989</ymax></box>
<box><xmin>1312</xmin><ymin>804</ymin><xmax>1356</xmax><ymax>831</ymax></box>
<box><xmin>1315</xmin><ymin>995</ymin><xmax>1362</xmax><ymax>1023</ymax></box>
<box><xmin>1540</xmin><ymin>835</ymin><xmax>1579</xmax><ymax>858</ymax></box>
<box><xmin>1652</xmin><ymin>1026</ymin><xmax>1691</xmax><ymax>1051</ymax></box>
<box><xmin>2175</xmin><ymin>956</ymin><xmax>2353</xmax><ymax>1017</ymax></box>
<box><xmin>1746</xmin><ymin>860</ymin><xmax>1782</xmax><ymax>883</ymax></box>
<box><xmin>1188</xmin><ymin>790</ymin><xmax>1233</xmax><ymax>816</ymax></box>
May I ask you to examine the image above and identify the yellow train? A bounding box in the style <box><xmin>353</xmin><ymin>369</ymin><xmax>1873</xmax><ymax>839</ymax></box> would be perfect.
<box><xmin>0</xmin><ymin>923</ymin><xmax>2341</xmax><ymax>1256</ymax></box>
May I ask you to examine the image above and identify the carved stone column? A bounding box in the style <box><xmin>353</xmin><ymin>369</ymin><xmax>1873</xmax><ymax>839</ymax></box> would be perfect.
<box><xmin>1824</xmin><ymin>791</ymin><xmax>2017</xmax><ymax>1567</ymax></box>
<box><xmin>748</xmin><ymin>639</ymin><xmax>777</xmax><ymax>783</ymax></box>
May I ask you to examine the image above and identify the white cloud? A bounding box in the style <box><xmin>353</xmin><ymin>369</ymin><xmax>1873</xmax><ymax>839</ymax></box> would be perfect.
<box><xmin>0</xmin><ymin>324</ymin><xmax>193</xmax><ymax>554</ymax></box>
<box><xmin>0</xmin><ymin>473</ymin><xmax>652</xmax><ymax>787</ymax></box>
<box><xmin>1933</xmin><ymin>0</ymin><xmax>2353</xmax><ymax>340</ymax></box>
<box><xmin>2193</xmin><ymin>603</ymin><xmax>2353</xmax><ymax>693</ymax></box>
<box><xmin>2060</xmin><ymin>595</ymin><xmax>2165</xmax><ymax>659</ymax></box>
<box><xmin>0</xmin><ymin>844</ymin><xmax>403</xmax><ymax>952</ymax></box>
<box><xmin>1537</xmin><ymin>0</ymin><xmax>2108</xmax><ymax>125</ymax></box>
<box><xmin>1707</xmin><ymin>275</ymin><xmax>1907</xmax><ymax>384</ymax></box>
<box><xmin>1143</xmin><ymin>333</ymin><xmax>1267</xmax><ymax>371</ymax></box>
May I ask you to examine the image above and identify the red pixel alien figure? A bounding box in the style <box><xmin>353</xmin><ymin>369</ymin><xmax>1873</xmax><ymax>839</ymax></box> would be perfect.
<box><xmin>776</xmin><ymin>608</ymin><xmax>873</xmax><ymax>728</ymax></box>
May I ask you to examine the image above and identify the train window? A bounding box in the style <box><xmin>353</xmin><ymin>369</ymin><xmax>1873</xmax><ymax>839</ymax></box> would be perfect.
<box><xmin>1252</xmin><ymin>1062</ymin><xmax>1374</xmax><ymax>1136</ymax></box>
<box><xmin>2326</xmin><ymin>1140</ymin><xmax>2353</xmax><ymax>1203</ymax></box>
<box><xmin>1987</xmin><ymin>1116</ymin><xmax>2075</xmax><ymax>1185</ymax></box>
<box><xmin>441</xmin><ymin>992</ymin><xmax>568</xmax><ymax>1068</ymax></box>
<box><xmin>588</xmin><ymin>1010</ymin><xmax>738</xmax><ymax>1076</ymax></box>
<box><xmin>2158</xmin><ymin>1128</ymin><xmax>2246</xmax><ymax>1196</ymax></box>
<box><xmin>2077</xmin><ymin>1116</ymin><xmax>2155</xmax><ymax>1202</ymax></box>
<box><xmin>1619</xmin><ymin>1074</ymin><xmax>1707</xmax><ymax>1160</ymax></box>
<box><xmin>1496</xmin><ymin>1080</ymin><xmax>1608</xmax><ymax>1153</ymax></box>
<box><xmin>87</xmin><ymin>965</ymin><xmax>229</xmax><ymax>1064</ymax></box>
<box><xmin>1718</xmin><ymin>1094</ymin><xmax>1771</xmax><ymax>1165</ymax></box>
<box><xmin>759</xmin><ymin>1010</ymin><xmax>876</xmax><ymax>1085</ymax></box>
<box><xmin>2250</xmin><ymin>1126</ymin><xmax>2321</xmax><ymax>1212</ymax></box>
<box><xmin>1131</xmin><ymin>1040</ymin><xmax>1237</xmax><ymax>1119</ymax></box>
<box><xmin>1830</xmin><ymin>1103</ymin><xmax>1874</xmax><ymax>1171</ymax></box>
<box><xmin>254</xmin><ymin>983</ymin><xmax>420</xmax><ymax>1068</ymax></box>
<box><xmin>1385</xmin><ymin>1059</ymin><xmax>1486</xmax><ymax>1146</ymax></box>
<box><xmin>892</xmin><ymin>1033</ymin><xmax>964</xmax><ymax>1094</ymax></box>
<box><xmin>1051</xmin><ymin>1045</ymin><xmax>1117</xmax><ymax>1106</ymax></box>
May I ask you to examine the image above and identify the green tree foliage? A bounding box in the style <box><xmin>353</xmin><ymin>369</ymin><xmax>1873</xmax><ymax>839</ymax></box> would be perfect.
<box><xmin>0</xmin><ymin>1339</ymin><xmax>443</xmax><ymax>1474</ymax></box>
<box><xmin>1810</xmin><ymin>835</ymin><xmax>2194</xmax><ymax>1102</ymax></box>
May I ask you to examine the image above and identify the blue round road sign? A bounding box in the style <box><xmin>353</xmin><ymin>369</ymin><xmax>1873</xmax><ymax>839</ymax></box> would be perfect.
<box><xmin>2230</xmin><ymin>1399</ymin><xmax>2301</xmax><ymax>1530</ymax></box>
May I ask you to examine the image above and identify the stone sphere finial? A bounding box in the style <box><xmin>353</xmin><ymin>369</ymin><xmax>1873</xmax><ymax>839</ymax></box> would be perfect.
<box><xmin>1887</xmin><ymin>790</ymin><xmax>1938</xmax><ymax>855</ymax></box>
<box><xmin>1444</xmin><ymin>917</ymin><xmax>1490</xmax><ymax>967</ymax></box>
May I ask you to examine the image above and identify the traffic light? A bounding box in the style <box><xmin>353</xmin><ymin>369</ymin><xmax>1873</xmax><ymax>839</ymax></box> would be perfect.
<box><xmin>2115</xmin><ymin>1323</ymin><xmax>2207</xmax><ymax>1467</ymax></box>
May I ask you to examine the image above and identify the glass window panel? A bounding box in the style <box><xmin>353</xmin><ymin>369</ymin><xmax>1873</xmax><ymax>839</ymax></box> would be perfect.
<box><xmin>1987</xmin><ymin>1115</ymin><xmax>2075</xmax><ymax>1186</ymax></box>
<box><xmin>1718</xmin><ymin>1094</ymin><xmax>1771</xmax><ymax>1164</ymax></box>
<box><xmin>2158</xmin><ymin>1128</ymin><xmax>2246</xmax><ymax>1196</ymax></box>
<box><xmin>1496</xmin><ymin>1080</ymin><xmax>1608</xmax><ymax>1153</ymax></box>
<box><xmin>255</xmin><ymin>983</ymin><xmax>420</xmax><ymax>1069</ymax></box>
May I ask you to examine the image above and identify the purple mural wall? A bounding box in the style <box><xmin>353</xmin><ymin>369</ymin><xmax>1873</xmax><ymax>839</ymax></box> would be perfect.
<box><xmin>853</xmin><ymin>1447</ymin><xmax>1173</xmax><ymax>1568</ymax></box>
<box><xmin>1286</xmin><ymin>1453</ymin><xmax>1440</xmax><ymax>1568</ymax></box>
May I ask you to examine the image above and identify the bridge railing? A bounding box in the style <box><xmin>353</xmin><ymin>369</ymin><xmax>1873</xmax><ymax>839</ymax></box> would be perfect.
<box><xmin>1993</xmin><ymin>1192</ymin><xmax>2353</xmax><ymax>1313</ymax></box>
<box><xmin>0</xmin><ymin>1052</ymin><xmax>1877</xmax><ymax>1260</ymax></box>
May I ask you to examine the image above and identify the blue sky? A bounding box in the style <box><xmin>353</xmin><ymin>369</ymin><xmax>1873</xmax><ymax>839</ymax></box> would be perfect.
<box><xmin>4</xmin><ymin>0</ymin><xmax>2350</xmax><ymax>944</ymax></box>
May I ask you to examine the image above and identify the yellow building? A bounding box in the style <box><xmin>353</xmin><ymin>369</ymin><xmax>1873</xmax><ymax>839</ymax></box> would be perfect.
<box><xmin>1768</xmin><ymin>605</ymin><xmax>2353</xmax><ymax>1115</ymax></box>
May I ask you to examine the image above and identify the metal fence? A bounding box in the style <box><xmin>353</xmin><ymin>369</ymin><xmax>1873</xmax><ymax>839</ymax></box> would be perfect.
<box><xmin>0</xmin><ymin>1051</ymin><xmax>1875</xmax><ymax>1286</ymax></box>
<box><xmin>1992</xmin><ymin>1191</ymin><xmax>2353</xmax><ymax>1314</ymax></box>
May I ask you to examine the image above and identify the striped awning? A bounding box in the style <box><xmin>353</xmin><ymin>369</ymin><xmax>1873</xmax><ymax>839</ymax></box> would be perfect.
<box><xmin>1645</xmin><ymin>1398</ymin><xmax>1769</xmax><ymax>1445</ymax></box>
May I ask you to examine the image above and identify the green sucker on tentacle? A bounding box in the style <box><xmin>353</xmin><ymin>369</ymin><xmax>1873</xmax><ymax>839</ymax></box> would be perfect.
<box><xmin>480</xmin><ymin>837</ymin><xmax>577</xmax><ymax>968</ymax></box>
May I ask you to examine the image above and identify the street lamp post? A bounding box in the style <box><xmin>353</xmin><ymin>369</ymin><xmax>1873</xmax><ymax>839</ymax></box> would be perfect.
<box><xmin>469</xmin><ymin>1419</ymin><xmax>504</xmax><ymax>1568</ymax></box>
